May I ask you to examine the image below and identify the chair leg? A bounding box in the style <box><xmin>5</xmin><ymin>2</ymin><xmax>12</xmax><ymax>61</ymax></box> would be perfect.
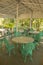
<box><xmin>22</xmin><ymin>55</ymin><xmax>27</xmax><ymax>62</ymax></box>
<box><xmin>29</xmin><ymin>55</ymin><xmax>33</xmax><ymax>61</ymax></box>
<box><xmin>9</xmin><ymin>51</ymin><xmax>11</xmax><ymax>56</ymax></box>
<box><xmin>24</xmin><ymin>56</ymin><xmax>27</xmax><ymax>62</ymax></box>
<box><xmin>13</xmin><ymin>49</ymin><xmax>16</xmax><ymax>55</ymax></box>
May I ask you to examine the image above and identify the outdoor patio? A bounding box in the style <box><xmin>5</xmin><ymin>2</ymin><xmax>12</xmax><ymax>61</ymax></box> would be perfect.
<box><xmin>0</xmin><ymin>0</ymin><xmax>43</xmax><ymax>65</ymax></box>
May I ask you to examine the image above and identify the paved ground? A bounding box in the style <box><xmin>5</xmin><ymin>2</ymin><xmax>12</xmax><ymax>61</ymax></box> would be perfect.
<box><xmin>0</xmin><ymin>44</ymin><xmax>43</xmax><ymax>65</ymax></box>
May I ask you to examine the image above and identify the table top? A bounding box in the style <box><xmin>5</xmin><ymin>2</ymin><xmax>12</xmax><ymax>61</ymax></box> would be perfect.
<box><xmin>40</xmin><ymin>37</ymin><xmax>43</xmax><ymax>39</ymax></box>
<box><xmin>19</xmin><ymin>29</ymin><xmax>24</xmax><ymax>32</ymax></box>
<box><xmin>0</xmin><ymin>29</ymin><xmax>5</xmax><ymax>32</ymax></box>
<box><xmin>12</xmin><ymin>36</ymin><xmax>34</xmax><ymax>44</ymax></box>
<box><xmin>28</xmin><ymin>31</ymin><xmax>39</xmax><ymax>34</ymax></box>
<box><xmin>0</xmin><ymin>35</ymin><xmax>2</xmax><ymax>37</ymax></box>
<box><xmin>0</xmin><ymin>36</ymin><xmax>4</xmax><ymax>39</ymax></box>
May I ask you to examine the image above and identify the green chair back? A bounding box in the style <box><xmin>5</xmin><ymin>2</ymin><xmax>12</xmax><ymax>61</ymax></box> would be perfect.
<box><xmin>39</xmin><ymin>31</ymin><xmax>43</xmax><ymax>37</ymax></box>
<box><xmin>20</xmin><ymin>42</ymin><xmax>36</xmax><ymax>62</ymax></box>
<box><xmin>3</xmin><ymin>37</ymin><xmax>15</xmax><ymax>56</ymax></box>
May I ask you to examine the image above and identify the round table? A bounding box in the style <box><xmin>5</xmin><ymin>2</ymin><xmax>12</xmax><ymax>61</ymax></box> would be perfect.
<box><xmin>40</xmin><ymin>37</ymin><xmax>43</xmax><ymax>44</ymax></box>
<box><xmin>40</xmin><ymin>37</ymin><xmax>43</xmax><ymax>39</ymax></box>
<box><xmin>0</xmin><ymin>35</ymin><xmax>2</xmax><ymax>37</ymax></box>
<box><xmin>28</xmin><ymin>31</ymin><xmax>39</xmax><ymax>38</ymax></box>
<box><xmin>0</xmin><ymin>29</ymin><xmax>6</xmax><ymax>36</ymax></box>
<box><xmin>28</xmin><ymin>31</ymin><xmax>39</xmax><ymax>34</ymax></box>
<box><xmin>19</xmin><ymin>29</ymin><xmax>24</xmax><ymax>33</ymax></box>
<box><xmin>12</xmin><ymin>36</ymin><xmax>34</xmax><ymax>60</ymax></box>
<box><xmin>12</xmin><ymin>36</ymin><xmax>34</xmax><ymax>44</ymax></box>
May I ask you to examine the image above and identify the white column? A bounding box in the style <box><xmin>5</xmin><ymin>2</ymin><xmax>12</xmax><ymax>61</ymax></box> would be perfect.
<box><xmin>30</xmin><ymin>18</ymin><xmax>32</xmax><ymax>29</ymax></box>
<box><xmin>30</xmin><ymin>12</ymin><xmax>33</xmax><ymax>29</ymax></box>
<box><xmin>16</xmin><ymin>4</ymin><xmax>19</xmax><ymax>32</ymax></box>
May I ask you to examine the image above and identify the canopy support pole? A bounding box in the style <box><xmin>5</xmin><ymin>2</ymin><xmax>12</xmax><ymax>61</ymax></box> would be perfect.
<box><xmin>16</xmin><ymin>4</ymin><xmax>19</xmax><ymax>32</ymax></box>
<box><xmin>30</xmin><ymin>11</ymin><xmax>33</xmax><ymax>29</ymax></box>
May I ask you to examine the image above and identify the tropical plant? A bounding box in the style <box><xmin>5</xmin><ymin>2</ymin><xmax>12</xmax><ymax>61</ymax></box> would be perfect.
<box><xmin>3</xmin><ymin>18</ymin><xmax>14</xmax><ymax>28</ymax></box>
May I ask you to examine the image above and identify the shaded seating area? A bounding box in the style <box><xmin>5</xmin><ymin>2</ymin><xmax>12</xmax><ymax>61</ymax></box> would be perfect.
<box><xmin>0</xmin><ymin>21</ymin><xmax>43</xmax><ymax>63</ymax></box>
<box><xmin>0</xmin><ymin>0</ymin><xmax>43</xmax><ymax>65</ymax></box>
<box><xmin>0</xmin><ymin>22</ymin><xmax>42</xmax><ymax>63</ymax></box>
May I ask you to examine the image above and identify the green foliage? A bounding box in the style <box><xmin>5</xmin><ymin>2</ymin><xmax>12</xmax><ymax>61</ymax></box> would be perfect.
<box><xmin>19</xmin><ymin>18</ymin><xmax>30</xmax><ymax>29</ymax></box>
<box><xmin>32</xmin><ymin>18</ymin><xmax>43</xmax><ymax>31</ymax></box>
<box><xmin>3</xmin><ymin>18</ymin><xmax>14</xmax><ymax>28</ymax></box>
<box><xmin>0</xmin><ymin>18</ymin><xmax>43</xmax><ymax>31</ymax></box>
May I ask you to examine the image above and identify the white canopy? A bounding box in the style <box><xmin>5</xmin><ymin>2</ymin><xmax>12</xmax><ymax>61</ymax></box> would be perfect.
<box><xmin>0</xmin><ymin>0</ymin><xmax>43</xmax><ymax>18</ymax></box>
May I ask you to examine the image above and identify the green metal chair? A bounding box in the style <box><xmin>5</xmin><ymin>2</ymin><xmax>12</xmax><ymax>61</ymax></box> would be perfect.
<box><xmin>0</xmin><ymin>37</ymin><xmax>6</xmax><ymax>54</ymax></box>
<box><xmin>33</xmin><ymin>33</ymin><xmax>40</xmax><ymax>43</ymax></box>
<box><xmin>20</xmin><ymin>42</ymin><xmax>36</xmax><ymax>62</ymax></box>
<box><xmin>0</xmin><ymin>38</ymin><xmax>4</xmax><ymax>50</ymax></box>
<box><xmin>22</xmin><ymin>29</ymin><xmax>29</xmax><ymax>36</ymax></box>
<box><xmin>33</xmin><ymin>41</ymin><xmax>39</xmax><ymax>50</ymax></box>
<box><xmin>29</xmin><ymin>28</ymin><xmax>34</xmax><ymax>37</ymax></box>
<box><xmin>13</xmin><ymin>29</ymin><xmax>22</xmax><ymax>37</ymax></box>
<box><xmin>39</xmin><ymin>31</ymin><xmax>43</xmax><ymax>37</ymax></box>
<box><xmin>0</xmin><ymin>39</ymin><xmax>3</xmax><ymax>48</ymax></box>
<box><xmin>33</xmin><ymin>31</ymin><xmax>43</xmax><ymax>43</ymax></box>
<box><xmin>3</xmin><ymin>37</ymin><xmax>15</xmax><ymax>56</ymax></box>
<box><xmin>7</xmin><ymin>30</ymin><xmax>12</xmax><ymax>39</ymax></box>
<box><xmin>30</xmin><ymin>28</ymin><xmax>34</xmax><ymax>32</ymax></box>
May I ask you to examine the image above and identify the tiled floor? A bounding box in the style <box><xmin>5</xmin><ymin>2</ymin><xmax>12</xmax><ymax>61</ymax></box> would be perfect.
<box><xmin>0</xmin><ymin>44</ymin><xmax>43</xmax><ymax>65</ymax></box>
